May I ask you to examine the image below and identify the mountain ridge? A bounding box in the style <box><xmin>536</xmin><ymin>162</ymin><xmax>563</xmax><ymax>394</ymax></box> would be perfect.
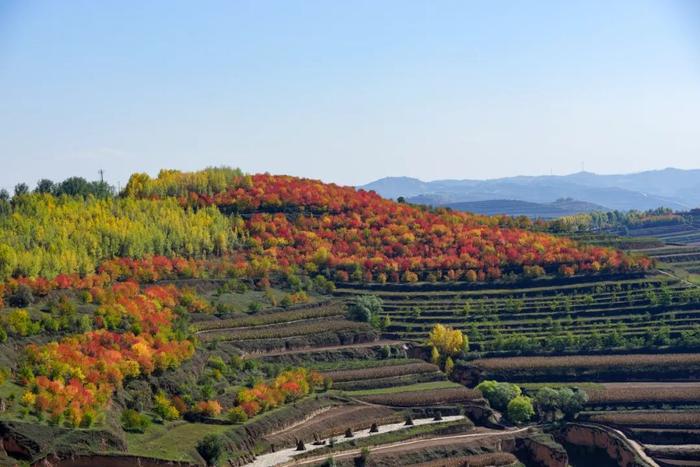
<box><xmin>360</xmin><ymin>168</ymin><xmax>700</xmax><ymax>211</ymax></box>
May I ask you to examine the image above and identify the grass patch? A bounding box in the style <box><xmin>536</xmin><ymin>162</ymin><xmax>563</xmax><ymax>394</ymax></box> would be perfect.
<box><xmin>125</xmin><ymin>421</ymin><xmax>231</xmax><ymax>462</ymax></box>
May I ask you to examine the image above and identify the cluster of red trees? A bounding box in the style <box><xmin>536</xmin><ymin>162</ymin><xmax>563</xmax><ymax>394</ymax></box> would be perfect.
<box><xmin>236</xmin><ymin>368</ymin><xmax>323</xmax><ymax>418</ymax></box>
<box><xmin>145</xmin><ymin>172</ymin><xmax>652</xmax><ymax>282</ymax></box>
<box><xmin>20</xmin><ymin>282</ymin><xmax>195</xmax><ymax>426</ymax></box>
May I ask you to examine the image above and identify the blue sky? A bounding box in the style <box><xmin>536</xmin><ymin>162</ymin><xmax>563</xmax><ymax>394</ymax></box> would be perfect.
<box><xmin>1</xmin><ymin>0</ymin><xmax>699</xmax><ymax>190</ymax></box>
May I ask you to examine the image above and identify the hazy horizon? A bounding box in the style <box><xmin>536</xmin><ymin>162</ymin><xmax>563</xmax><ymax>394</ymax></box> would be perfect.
<box><xmin>2</xmin><ymin>1</ymin><xmax>700</xmax><ymax>190</ymax></box>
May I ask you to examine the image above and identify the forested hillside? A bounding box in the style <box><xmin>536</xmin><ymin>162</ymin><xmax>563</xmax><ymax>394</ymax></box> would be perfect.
<box><xmin>0</xmin><ymin>168</ymin><xmax>651</xmax><ymax>289</ymax></box>
<box><xmin>0</xmin><ymin>168</ymin><xmax>690</xmax><ymax>467</ymax></box>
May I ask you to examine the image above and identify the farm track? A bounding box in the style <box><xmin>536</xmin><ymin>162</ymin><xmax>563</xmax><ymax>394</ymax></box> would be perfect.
<box><xmin>264</xmin><ymin>404</ymin><xmax>400</xmax><ymax>446</ymax></box>
<box><xmin>285</xmin><ymin>426</ymin><xmax>532</xmax><ymax>466</ymax></box>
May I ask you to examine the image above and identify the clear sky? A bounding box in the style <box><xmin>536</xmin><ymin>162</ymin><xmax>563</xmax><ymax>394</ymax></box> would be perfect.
<box><xmin>1</xmin><ymin>0</ymin><xmax>699</xmax><ymax>190</ymax></box>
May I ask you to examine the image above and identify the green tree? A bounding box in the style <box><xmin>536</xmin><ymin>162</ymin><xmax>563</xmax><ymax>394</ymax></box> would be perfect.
<box><xmin>0</xmin><ymin>244</ymin><xmax>17</xmax><ymax>280</ymax></box>
<box><xmin>534</xmin><ymin>387</ymin><xmax>560</xmax><ymax>421</ymax></box>
<box><xmin>557</xmin><ymin>388</ymin><xmax>588</xmax><ymax>420</ymax></box>
<box><xmin>476</xmin><ymin>380</ymin><xmax>522</xmax><ymax>411</ymax></box>
<box><xmin>347</xmin><ymin>295</ymin><xmax>384</xmax><ymax>329</ymax></box>
<box><xmin>430</xmin><ymin>346</ymin><xmax>440</xmax><ymax>366</ymax></box>
<box><xmin>507</xmin><ymin>395</ymin><xmax>535</xmax><ymax>424</ymax></box>
<box><xmin>444</xmin><ymin>356</ymin><xmax>454</xmax><ymax>375</ymax></box>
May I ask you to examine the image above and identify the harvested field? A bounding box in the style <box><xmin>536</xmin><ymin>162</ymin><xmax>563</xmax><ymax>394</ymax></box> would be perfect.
<box><xmin>197</xmin><ymin>318</ymin><xmax>371</xmax><ymax>341</ymax></box>
<box><xmin>585</xmin><ymin>411</ymin><xmax>700</xmax><ymax>428</ymax></box>
<box><xmin>467</xmin><ymin>353</ymin><xmax>700</xmax><ymax>383</ymax></box>
<box><xmin>409</xmin><ymin>452</ymin><xmax>520</xmax><ymax>467</ymax></box>
<box><xmin>357</xmin><ymin>386</ymin><xmax>481</xmax><ymax>407</ymax></box>
<box><xmin>231</xmin><ymin>327</ymin><xmax>378</xmax><ymax>353</ymax></box>
<box><xmin>473</xmin><ymin>353</ymin><xmax>700</xmax><ymax>371</ymax></box>
<box><xmin>587</xmin><ymin>383</ymin><xmax>700</xmax><ymax>405</ymax></box>
<box><xmin>630</xmin><ymin>428</ymin><xmax>700</xmax><ymax>445</ymax></box>
<box><xmin>332</xmin><ymin>372</ymin><xmax>445</xmax><ymax>391</ymax></box>
<box><xmin>324</xmin><ymin>362</ymin><xmax>439</xmax><ymax>383</ymax></box>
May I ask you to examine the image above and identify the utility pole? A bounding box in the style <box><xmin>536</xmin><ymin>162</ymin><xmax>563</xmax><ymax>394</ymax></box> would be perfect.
<box><xmin>99</xmin><ymin>169</ymin><xmax>104</xmax><ymax>183</ymax></box>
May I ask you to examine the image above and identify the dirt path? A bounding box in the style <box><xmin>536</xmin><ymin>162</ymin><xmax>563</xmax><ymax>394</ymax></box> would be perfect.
<box><xmin>657</xmin><ymin>269</ymin><xmax>698</xmax><ymax>289</ymax></box>
<box><xmin>285</xmin><ymin>426</ymin><xmax>532</xmax><ymax>466</ymax></box>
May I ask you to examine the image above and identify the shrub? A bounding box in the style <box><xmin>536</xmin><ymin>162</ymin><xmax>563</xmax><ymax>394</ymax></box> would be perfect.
<box><xmin>121</xmin><ymin>409</ymin><xmax>151</xmax><ymax>433</ymax></box>
<box><xmin>476</xmin><ymin>380</ymin><xmax>521</xmax><ymax>411</ymax></box>
<box><xmin>197</xmin><ymin>434</ymin><xmax>224</xmax><ymax>466</ymax></box>
<box><xmin>444</xmin><ymin>356</ymin><xmax>455</xmax><ymax>375</ymax></box>
<box><xmin>227</xmin><ymin>406</ymin><xmax>248</xmax><ymax>423</ymax></box>
<box><xmin>154</xmin><ymin>392</ymin><xmax>180</xmax><ymax>421</ymax></box>
<box><xmin>347</xmin><ymin>295</ymin><xmax>383</xmax><ymax>328</ymax></box>
<box><xmin>9</xmin><ymin>285</ymin><xmax>33</xmax><ymax>308</ymax></box>
<box><xmin>196</xmin><ymin>400</ymin><xmax>223</xmax><ymax>417</ymax></box>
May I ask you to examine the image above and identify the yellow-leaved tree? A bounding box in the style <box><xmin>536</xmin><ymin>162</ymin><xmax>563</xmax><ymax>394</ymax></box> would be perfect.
<box><xmin>428</xmin><ymin>324</ymin><xmax>468</xmax><ymax>357</ymax></box>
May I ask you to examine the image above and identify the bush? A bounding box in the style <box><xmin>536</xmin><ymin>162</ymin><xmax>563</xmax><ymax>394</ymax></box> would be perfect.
<box><xmin>9</xmin><ymin>285</ymin><xmax>33</xmax><ymax>308</ymax></box>
<box><xmin>347</xmin><ymin>295</ymin><xmax>383</xmax><ymax>328</ymax></box>
<box><xmin>153</xmin><ymin>392</ymin><xmax>180</xmax><ymax>421</ymax></box>
<box><xmin>476</xmin><ymin>380</ymin><xmax>521</xmax><ymax>411</ymax></box>
<box><xmin>197</xmin><ymin>434</ymin><xmax>224</xmax><ymax>466</ymax></box>
<box><xmin>121</xmin><ymin>409</ymin><xmax>151</xmax><ymax>433</ymax></box>
<box><xmin>227</xmin><ymin>406</ymin><xmax>248</xmax><ymax>423</ymax></box>
<box><xmin>507</xmin><ymin>395</ymin><xmax>535</xmax><ymax>424</ymax></box>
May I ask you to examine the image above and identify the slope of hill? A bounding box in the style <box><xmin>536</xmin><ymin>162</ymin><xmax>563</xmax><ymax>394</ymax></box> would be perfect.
<box><xmin>0</xmin><ymin>168</ymin><xmax>674</xmax><ymax>467</ymax></box>
<box><xmin>361</xmin><ymin>168</ymin><xmax>700</xmax><ymax>211</ymax></box>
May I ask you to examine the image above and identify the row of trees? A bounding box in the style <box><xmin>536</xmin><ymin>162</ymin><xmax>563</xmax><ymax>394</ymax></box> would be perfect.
<box><xmin>1</xmin><ymin>176</ymin><xmax>114</xmax><ymax>204</ymax></box>
<box><xmin>478</xmin><ymin>322</ymin><xmax>696</xmax><ymax>354</ymax></box>
<box><xmin>0</xmin><ymin>194</ymin><xmax>242</xmax><ymax>281</ymax></box>
<box><xmin>476</xmin><ymin>380</ymin><xmax>588</xmax><ymax>424</ymax></box>
<box><xmin>550</xmin><ymin>207</ymin><xmax>685</xmax><ymax>233</ymax></box>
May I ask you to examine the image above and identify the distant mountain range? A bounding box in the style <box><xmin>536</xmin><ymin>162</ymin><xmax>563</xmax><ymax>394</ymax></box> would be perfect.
<box><xmin>361</xmin><ymin>168</ymin><xmax>700</xmax><ymax>215</ymax></box>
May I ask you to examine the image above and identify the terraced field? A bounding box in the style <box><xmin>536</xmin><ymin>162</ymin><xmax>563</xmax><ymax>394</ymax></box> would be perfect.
<box><xmin>336</xmin><ymin>275</ymin><xmax>700</xmax><ymax>352</ymax></box>
<box><xmin>627</xmin><ymin>223</ymin><xmax>700</xmax><ymax>246</ymax></box>
<box><xmin>184</xmin><ymin>299</ymin><xmax>513</xmax><ymax>465</ymax></box>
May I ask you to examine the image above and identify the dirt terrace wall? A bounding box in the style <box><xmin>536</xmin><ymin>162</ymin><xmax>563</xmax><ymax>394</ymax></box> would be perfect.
<box><xmin>563</xmin><ymin>423</ymin><xmax>653</xmax><ymax>467</ymax></box>
<box><xmin>515</xmin><ymin>433</ymin><xmax>568</xmax><ymax>467</ymax></box>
